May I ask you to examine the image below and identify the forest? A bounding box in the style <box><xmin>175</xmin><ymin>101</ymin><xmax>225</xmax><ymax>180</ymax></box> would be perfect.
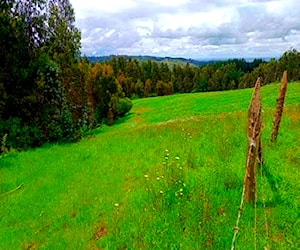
<box><xmin>1</xmin><ymin>0</ymin><xmax>300</xmax><ymax>152</ymax></box>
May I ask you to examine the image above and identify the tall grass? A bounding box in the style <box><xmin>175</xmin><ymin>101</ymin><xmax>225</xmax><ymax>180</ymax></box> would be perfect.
<box><xmin>0</xmin><ymin>83</ymin><xmax>299</xmax><ymax>249</ymax></box>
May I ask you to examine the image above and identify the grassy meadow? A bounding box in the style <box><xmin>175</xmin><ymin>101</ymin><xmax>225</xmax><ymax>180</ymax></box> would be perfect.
<box><xmin>1</xmin><ymin>83</ymin><xmax>300</xmax><ymax>249</ymax></box>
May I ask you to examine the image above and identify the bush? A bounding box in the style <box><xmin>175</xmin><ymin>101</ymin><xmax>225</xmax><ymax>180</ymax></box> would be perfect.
<box><xmin>0</xmin><ymin>133</ymin><xmax>8</xmax><ymax>156</ymax></box>
<box><xmin>0</xmin><ymin>118</ymin><xmax>42</xmax><ymax>150</ymax></box>
<box><xmin>117</xmin><ymin>98</ymin><xmax>133</xmax><ymax>117</ymax></box>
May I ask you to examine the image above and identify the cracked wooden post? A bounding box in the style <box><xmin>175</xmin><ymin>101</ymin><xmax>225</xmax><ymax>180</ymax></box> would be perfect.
<box><xmin>258</xmin><ymin>136</ymin><xmax>263</xmax><ymax>166</ymax></box>
<box><xmin>271</xmin><ymin>71</ymin><xmax>288</xmax><ymax>142</ymax></box>
<box><xmin>243</xmin><ymin>77</ymin><xmax>262</xmax><ymax>203</ymax></box>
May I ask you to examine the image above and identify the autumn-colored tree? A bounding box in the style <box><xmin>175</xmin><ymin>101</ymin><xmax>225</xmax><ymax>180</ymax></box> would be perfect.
<box><xmin>116</xmin><ymin>74</ymin><xmax>128</xmax><ymax>96</ymax></box>
<box><xmin>123</xmin><ymin>77</ymin><xmax>132</xmax><ymax>97</ymax></box>
<box><xmin>78</xmin><ymin>58</ymin><xmax>96</xmax><ymax>126</ymax></box>
<box><xmin>107</xmin><ymin>108</ymin><xmax>114</xmax><ymax>126</ymax></box>
<box><xmin>156</xmin><ymin>80</ymin><xmax>164</xmax><ymax>96</ymax></box>
<box><xmin>164</xmin><ymin>82</ymin><xmax>173</xmax><ymax>95</ymax></box>
<box><xmin>144</xmin><ymin>79</ymin><xmax>152</xmax><ymax>97</ymax></box>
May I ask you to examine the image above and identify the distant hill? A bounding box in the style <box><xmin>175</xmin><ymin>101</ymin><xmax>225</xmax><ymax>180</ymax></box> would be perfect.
<box><xmin>86</xmin><ymin>55</ymin><xmax>222</xmax><ymax>67</ymax></box>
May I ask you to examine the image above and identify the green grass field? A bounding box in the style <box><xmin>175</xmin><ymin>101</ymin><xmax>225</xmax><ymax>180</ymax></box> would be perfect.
<box><xmin>1</xmin><ymin>83</ymin><xmax>300</xmax><ymax>249</ymax></box>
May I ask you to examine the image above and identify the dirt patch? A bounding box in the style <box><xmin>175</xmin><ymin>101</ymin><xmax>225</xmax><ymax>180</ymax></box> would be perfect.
<box><xmin>94</xmin><ymin>223</ymin><xmax>107</xmax><ymax>241</ymax></box>
<box><xmin>70</xmin><ymin>210</ymin><xmax>77</xmax><ymax>218</ymax></box>
<box><xmin>129</xmin><ymin>108</ymin><xmax>151</xmax><ymax>126</ymax></box>
<box><xmin>22</xmin><ymin>242</ymin><xmax>38</xmax><ymax>250</ymax></box>
<box><xmin>123</xmin><ymin>176</ymin><xmax>136</xmax><ymax>193</ymax></box>
<box><xmin>155</xmin><ymin>116</ymin><xmax>199</xmax><ymax>126</ymax></box>
<box><xmin>133</xmin><ymin>107</ymin><xmax>150</xmax><ymax>114</ymax></box>
<box><xmin>288</xmin><ymin>112</ymin><xmax>300</xmax><ymax>122</ymax></box>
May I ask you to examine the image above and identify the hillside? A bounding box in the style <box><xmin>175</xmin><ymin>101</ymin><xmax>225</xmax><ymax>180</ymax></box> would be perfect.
<box><xmin>87</xmin><ymin>55</ymin><xmax>271</xmax><ymax>67</ymax></box>
<box><xmin>87</xmin><ymin>55</ymin><xmax>219</xmax><ymax>67</ymax></box>
<box><xmin>0</xmin><ymin>83</ymin><xmax>300</xmax><ymax>249</ymax></box>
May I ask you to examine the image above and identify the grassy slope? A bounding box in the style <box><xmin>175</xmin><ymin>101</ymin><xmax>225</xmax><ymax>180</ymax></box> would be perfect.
<box><xmin>0</xmin><ymin>83</ymin><xmax>299</xmax><ymax>249</ymax></box>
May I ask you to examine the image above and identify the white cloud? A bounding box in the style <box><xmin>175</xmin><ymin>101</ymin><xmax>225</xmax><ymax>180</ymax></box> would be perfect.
<box><xmin>143</xmin><ymin>0</ymin><xmax>189</xmax><ymax>7</ymax></box>
<box><xmin>71</xmin><ymin>0</ymin><xmax>300</xmax><ymax>58</ymax></box>
<box><xmin>72</xmin><ymin>0</ymin><xmax>137</xmax><ymax>17</ymax></box>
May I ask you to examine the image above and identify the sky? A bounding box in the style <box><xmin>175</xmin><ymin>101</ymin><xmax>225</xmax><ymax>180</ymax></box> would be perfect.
<box><xmin>70</xmin><ymin>0</ymin><xmax>300</xmax><ymax>59</ymax></box>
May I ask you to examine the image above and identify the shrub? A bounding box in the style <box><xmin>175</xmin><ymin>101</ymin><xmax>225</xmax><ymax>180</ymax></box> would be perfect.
<box><xmin>117</xmin><ymin>98</ymin><xmax>133</xmax><ymax>117</ymax></box>
<box><xmin>0</xmin><ymin>118</ymin><xmax>42</xmax><ymax>150</ymax></box>
<box><xmin>0</xmin><ymin>133</ymin><xmax>8</xmax><ymax>156</ymax></box>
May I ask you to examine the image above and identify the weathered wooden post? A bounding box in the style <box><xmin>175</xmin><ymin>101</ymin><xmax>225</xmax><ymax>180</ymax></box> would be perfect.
<box><xmin>271</xmin><ymin>71</ymin><xmax>288</xmax><ymax>142</ymax></box>
<box><xmin>243</xmin><ymin>78</ymin><xmax>262</xmax><ymax>203</ymax></box>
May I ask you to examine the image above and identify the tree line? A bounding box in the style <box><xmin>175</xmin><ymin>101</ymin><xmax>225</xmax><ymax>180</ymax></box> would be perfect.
<box><xmin>96</xmin><ymin>49</ymin><xmax>300</xmax><ymax>99</ymax></box>
<box><xmin>1</xmin><ymin>0</ymin><xmax>300</xmax><ymax>152</ymax></box>
<box><xmin>0</xmin><ymin>0</ymin><xmax>131</xmax><ymax>152</ymax></box>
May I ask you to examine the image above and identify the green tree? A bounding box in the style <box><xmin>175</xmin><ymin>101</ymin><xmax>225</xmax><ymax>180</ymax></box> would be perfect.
<box><xmin>141</xmin><ymin>60</ymin><xmax>153</xmax><ymax>82</ymax></box>
<box><xmin>0</xmin><ymin>0</ymin><xmax>32</xmax><ymax>119</ymax></box>
<box><xmin>172</xmin><ymin>64</ymin><xmax>184</xmax><ymax>93</ymax></box>
<box><xmin>279</xmin><ymin>49</ymin><xmax>300</xmax><ymax>81</ymax></box>
<box><xmin>151</xmin><ymin>61</ymin><xmax>161</xmax><ymax>86</ymax></box>
<box><xmin>160</xmin><ymin>62</ymin><xmax>171</xmax><ymax>82</ymax></box>
<box><xmin>182</xmin><ymin>63</ymin><xmax>194</xmax><ymax>92</ymax></box>
<box><xmin>135</xmin><ymin>79</ymin><xmax>144</xmax><ymax>98</ymax></box>
<box><xmin>46</xmin><ymin>0</ymin><xmax>81</xmax><ymax>63</ymax></box>
<box><xmin>0</xmin><ymin>0</ymin><xmax>83</xmax><ymax>148</ymax></box>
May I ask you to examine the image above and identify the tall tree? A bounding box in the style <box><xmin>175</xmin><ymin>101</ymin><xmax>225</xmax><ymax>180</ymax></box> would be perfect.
<box><xmin>46</xmin><ymin>0</ymin><xmax>81</xmax><ymax>63</ymax></box>
<box><xmin>279</xmin><ymin>49</ymin><xmax>300</xmax><ymax>81</ymax></box>
<box><xmin>0</xmin><ymin>0</ymin><xmax>36</xmax><ymax>120</ymax></box>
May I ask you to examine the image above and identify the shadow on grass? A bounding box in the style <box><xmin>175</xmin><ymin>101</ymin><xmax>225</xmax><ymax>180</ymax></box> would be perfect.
<box><xmin>259</xmin><ymin>163</ymin><xmax>284</xmax><ymax>206</ymax></box>
<box><xmin>83</xmin><ymin>112</ymin><xmax>134</xmax><ymax>138</ymax></box>
<box><xmin>0</xmin><ymin>155</ymin><xmax>14</xmax><ymax>169</ymax></box>
<box><xmin>113</xmin><ymin>112</ymin><xmax>134</xmax><ymax>126</ymax></box>
<box><xmin>0</xmin><ymin>112</ymin><xmax>135</xmax><ymax>157</ymax></box>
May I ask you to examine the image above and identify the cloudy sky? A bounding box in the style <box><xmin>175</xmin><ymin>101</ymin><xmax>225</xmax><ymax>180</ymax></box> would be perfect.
<box><xmin>70</xmin><ymin>0</ymin><xmax>300</xmax><ymax>59</ymax></box>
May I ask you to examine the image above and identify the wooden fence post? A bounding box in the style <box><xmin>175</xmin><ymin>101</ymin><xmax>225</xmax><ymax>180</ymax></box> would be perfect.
<box><xmin>271</xmin><ymin>71</ymin><xmax>288</xmax><ymax>142</ymax></box>
<box><xmin>243</xmin><ymin>78</ymin><xmax>262</xmax><ymax>203</ymax></box>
